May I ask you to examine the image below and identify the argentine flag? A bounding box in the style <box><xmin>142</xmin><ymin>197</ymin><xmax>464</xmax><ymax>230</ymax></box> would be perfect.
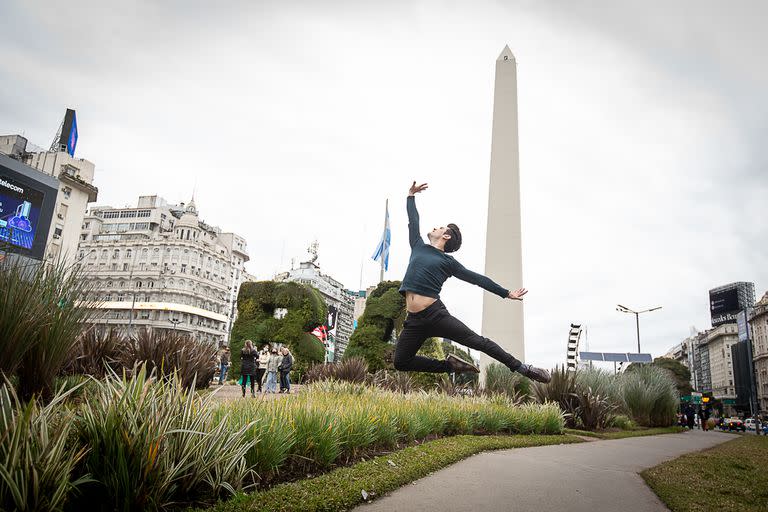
<box><xmin>371</xmin><ymin>203</ymin><xmax>391</xmax><ymax>271</ymax></box>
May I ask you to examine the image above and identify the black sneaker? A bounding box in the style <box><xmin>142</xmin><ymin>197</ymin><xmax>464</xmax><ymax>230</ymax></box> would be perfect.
<box><xmin>518</xmin><ymin>364</ymin><xmax>551</xmax><ymax>383</ymax></box>
<box><xmin>446</xmin><ymin>353</ymin><xmax>480</xmax><ymax>373</ymax></box>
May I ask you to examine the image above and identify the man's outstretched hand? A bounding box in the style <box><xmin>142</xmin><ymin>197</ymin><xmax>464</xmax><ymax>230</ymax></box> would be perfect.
<box><xmin>409</xmin><ymin>181</ymin><xmax>428</xmax><ymax>196</ymax></box>
<box><xmin>507</xmin><ymin>288</ymin><xmax>528</xmax><ymax>301</ymax></box>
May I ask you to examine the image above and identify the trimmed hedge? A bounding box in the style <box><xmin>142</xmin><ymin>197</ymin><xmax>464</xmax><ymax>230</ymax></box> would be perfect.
<box><xmin>230</xmin><ymin>281</ymin><xmax>327</xmax><ymax>378</ymax></box>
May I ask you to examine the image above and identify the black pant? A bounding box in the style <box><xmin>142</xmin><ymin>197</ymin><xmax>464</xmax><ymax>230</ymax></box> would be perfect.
<box><xmin>241</xmin><ymin>373</ymin><xmax>255</xmax><ymax>395</ymax></box>
<box><xmin>255</xmin><ymin>368</ymin><xmax>266</xmax><ymax>391</ymax></box>
<box><xmin>394</xmin><ymin>300</ymin><xmax>522</xmax><ymax>373</ymax></box>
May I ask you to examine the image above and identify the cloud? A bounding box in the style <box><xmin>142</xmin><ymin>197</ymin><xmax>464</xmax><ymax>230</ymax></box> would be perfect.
<box><xmin>1</xmin><ymin>0</ymin><xmax>765</xmax><ymax>369</ymax></box>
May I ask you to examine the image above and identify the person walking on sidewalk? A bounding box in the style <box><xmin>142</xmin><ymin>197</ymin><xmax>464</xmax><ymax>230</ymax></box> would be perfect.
<box><xmin>218</xmin><ymin>347</ymin><xmax>230</xmax><ymax>385</ymax></box>
<box><xmin>239</xmin><ymin>340</ymin><xmax>258</xmax><ymax>397</ymax></box>
<box><xmin>393</xmin><ymin>181</ymin><xmax>551</xmax><ymax>383</ymax></box>
<box><xmin>279</xmin><ymin>347</ymin><xmax>294</xmax><ymax>393</ymax></box>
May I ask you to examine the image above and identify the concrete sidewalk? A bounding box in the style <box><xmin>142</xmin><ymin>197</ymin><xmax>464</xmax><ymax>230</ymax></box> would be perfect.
<box><xmin>355</xmin><ymin>430</ymin><xmax>734</xmax><ymax>512</ymax></box>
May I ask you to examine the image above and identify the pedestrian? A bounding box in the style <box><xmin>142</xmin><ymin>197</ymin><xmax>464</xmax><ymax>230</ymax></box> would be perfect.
<box><xmin>265</xmin><ymin>348</ymin><xmax>281</xmax><ymax>393</ymax></box>
<box><xmin>256</xmin><ymin>344</ymin><xmax>270</xmax><ymax>393</ymax></box>
<box><xmin>701</xmin><ymin>406</ymin><xmax>710</xmax><ymax>431</ymax></box>
<box><xmin>218</xmin><ymin>347</ymin><xmax>231</xmax><ymax>385</ymax></box>
<box><xmin>279</xmin><ymin>347</ymin><xmax>294</xmax><ymax>393</ymax></box>
<box><xmin>393</xmin><ymin>181</ymin><xmax>550</xmax><ymax>382</ymax></box>
<box><xmin>685</xmin><ymin>405</ymin><xmax>695</xmax><ymax>430</ymax></box>
<box><xmin>239</xmin><ymin>340</ymin><xmax>258</xmax><ymax>397</ymax></box>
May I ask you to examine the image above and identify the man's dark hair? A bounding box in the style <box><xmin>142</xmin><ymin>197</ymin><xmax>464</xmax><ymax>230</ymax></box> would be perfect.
<box><xmin>444</xmin><ymin>223</ymin><xmax>462</xmax><ymax>253</ymax></box>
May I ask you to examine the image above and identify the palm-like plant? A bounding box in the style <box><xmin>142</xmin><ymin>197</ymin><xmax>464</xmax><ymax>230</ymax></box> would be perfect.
<box><xmin>1</xmin><ymin>257</ymin><xmax>96</xmax><ymax>402</ymax></box>
<box><xmin>532</xmin><ymin>366</ymin><xmax>579</xmax><ymax>427</ymax></box>
<box><xmin>0</xmin><ymin>380</ymin><xmax>91</xmax><ymax>511</ymax></box>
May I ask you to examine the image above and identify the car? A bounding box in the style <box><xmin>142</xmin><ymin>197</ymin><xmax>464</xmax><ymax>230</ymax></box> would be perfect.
<box><xmin>745</xmin><ymin>418</ymin><xmax>756</xmax><ymax>431</ymax></box>
<box><xmin>720</xmin><ymin>417</ymin><xmax>746</xmax><ymax>432</ymax></box>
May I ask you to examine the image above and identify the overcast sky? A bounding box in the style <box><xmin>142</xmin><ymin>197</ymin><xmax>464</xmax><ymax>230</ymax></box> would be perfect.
<box><xmin>1</xmin><ymin>1</ymin><xmax>766</xmax><ymax>370</ymax></box>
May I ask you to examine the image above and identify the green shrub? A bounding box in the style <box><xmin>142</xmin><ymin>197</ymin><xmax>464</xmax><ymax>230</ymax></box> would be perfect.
<box><xmin>485</xmin><ymin>362</ymin><xmax>530</xmax><ymax>400</ymax></box>
<box><xmin>0</xmin><ymin>257</ymin><xmax>95</xmax><ymax>402</ymax></box>
<box><xmin>619</xmin><ymin>365</ymin><xmax>678</xmax><ymax>427</ymax></box>
<box><xmin>62</xmin><ymin>327</ymin><xmax>124</xmax><ymax>379</ymax></box>
<box><xmin>343</xmin><ymin>281</ymin><xmax>405</xmax><ymax>370</ymax></box>
<box><xmin>121</xmin><ymin>329</ymin><xmax>217</xmax><ymax>389</ymax></box>
<box><xmin>532</xmin><ymin>366</ymin><xmax>579</xmax><ymax>428</ymax></box>
<box><xmin>73</xmin><ymin>366</ymin><xmax>254</xmax><ymax>511</ymax></box>
<box><xmin>0</xmin><ymin>382</ymin><xmax>90</xmax><ymax>512</ymax></box>
<box><xmin>230</xmin><ymin>281</ymin><xmax>327</xmax><ymax>378</ymax></box>
<box><xmin>607</xmin><ymin>414</ymin><xmax>636</xmax><ymax>430</ymax></box>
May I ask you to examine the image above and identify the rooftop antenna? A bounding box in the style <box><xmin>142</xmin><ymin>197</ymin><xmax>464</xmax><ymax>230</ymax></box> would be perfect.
<box><xmin>306</xmin><ymin>240</ymin><xmax>319</xmax><ymax>264</ymax></box>
<box><xmin>49</xmin><ymin>114</ymin><xmax>65</xmax><ymax>152</ymax></box>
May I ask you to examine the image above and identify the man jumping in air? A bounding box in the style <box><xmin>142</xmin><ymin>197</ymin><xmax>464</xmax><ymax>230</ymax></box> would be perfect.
<box><xmin>394</xmin><ymin>181</ymin><xmax>551</xmax><ymax>383</ymax></box>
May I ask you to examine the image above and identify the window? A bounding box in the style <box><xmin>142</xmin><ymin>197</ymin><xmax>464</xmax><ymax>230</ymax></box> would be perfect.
<box><xmin>62</xmin><ymin>186</ymin><xmax>72</xmax><ymax>199</ymax></box>
<box><xmin>123</xmin><ymin>263</ymin><xmax>129</xmax><ymax>271</ymax></box>
<box><xmin>126</xmin><ymin>249</ymin><xmax>132</xmax><ymax>259</ymax></box>
<box><xmin>113</xmin><ymin>250</ymin><xmax>120</xmax><ymax>259</ymax></box>
<box><xmin>53</xmin><ymin>227</ymin><xmax>63</xmax><ymax>237</ymax></box>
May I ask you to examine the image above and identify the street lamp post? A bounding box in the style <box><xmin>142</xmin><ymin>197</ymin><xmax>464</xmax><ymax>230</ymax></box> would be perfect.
<box><xmin>616</xmin><ymin>304</ymin><xmax>662</xmax><ymax>353</ymax></box>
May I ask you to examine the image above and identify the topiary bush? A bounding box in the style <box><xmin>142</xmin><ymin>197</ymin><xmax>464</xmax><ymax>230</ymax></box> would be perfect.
<box><xmin>230</xmin><ymin>281</ymin><xmax>327</xmax><ymax>378</ymax></box>
<box><xmin>343</xmin><ymin>281</ymin><xmax>405</xmax><ymax>371</ymax></box>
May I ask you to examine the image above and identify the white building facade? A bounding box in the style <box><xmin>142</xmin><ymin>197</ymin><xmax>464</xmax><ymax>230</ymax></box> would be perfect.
<box><xmin>0</xmin><ymin>134</ymin><xmax>98</xmax><ymax>262</ymax></box>
<box><xmin>77</xmin><ymin>195</ymin><xmax>250</xmax><ymax>346</ymax></box>
<box><xmin>701</xmin><ymin>323</ymin><xmax>739</xmax><ymax>400</ymax></box>
<box><xmin>749</xmin><ymin>292</ymin><xmax>768</xmax><ymax>412</ymax></box>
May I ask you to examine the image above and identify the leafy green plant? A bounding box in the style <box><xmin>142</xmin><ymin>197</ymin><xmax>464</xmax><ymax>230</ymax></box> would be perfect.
<box><xmin>333</xmin><ymin>357</ymin><xmax>369</xmax><ymax>383</ymax></box>
<box><xmin>0</xmin><ymin>257</ymin><xmax>95</xmax><ymax>402</ymax></box>
<box><xmin>62</xmin><ymin>327</ymin><xmax>124</xmax><ymax>379</ymax></box>
<box><xmin>120</xmin><ymin>329</ymin><xmax>217</xmax><ymax>389</ymax></box>
<box><xmin>0</xmin><ymin>381</ymin><xmax>90</xmax><ymax>511</ymax></box>
<box><xmin>532</xmin><ymin>366</ymin><xmax>579</xmax><ymax>428</ymax></box>
<box><xmin>230</xmin><ymin>281</ymin><xmax>327</xmax><ymax>378</ymax></box>
<box><xmin>343</xmin><ymin>281</ymin><xmax>405</xmax><ymax>370</ymax></box>
<box><xmin>73</xmin><ymin>366</ymin><xmax>254</xmax><ymax>511</ymax></box>
<box><xmin>619</xmin><ymin>365</ymin><xmax>678</xmax><ymax>427</ymax></box>
<box><xmin>485</xmin><ymin>362</ymin><xmax>531</xmax><ymax>399</ymax></box>
<box><xmin>571</xmin><ymin>387</ymin><xmax>618</xmax><ymax>430</ymax></box>
<box><xmin>607</xmin><ymin>414</ymin><xmax>636</xmax><ymax>430</ymax></box>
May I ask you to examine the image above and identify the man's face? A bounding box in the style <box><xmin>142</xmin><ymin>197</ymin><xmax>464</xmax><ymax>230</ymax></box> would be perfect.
<box><xmin>427</xmin><ymin>226</ymin><xmax>450</xmax><ymax>242</ymax></box>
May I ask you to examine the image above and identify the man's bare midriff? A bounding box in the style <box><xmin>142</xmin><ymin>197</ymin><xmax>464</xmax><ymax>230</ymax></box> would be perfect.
<box><xmin>405</xmin><ymin>291</ymin><xmax>437</xmax><ymax>314</ymax></box>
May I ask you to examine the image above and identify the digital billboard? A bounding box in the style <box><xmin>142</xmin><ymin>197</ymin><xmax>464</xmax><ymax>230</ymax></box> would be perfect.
<box><xmin>0</xmin><ymin>154</ymin><xmax>57</xmax><ymax>261</ymax></box>
<box><xmin>709</xmin><ymin>285</ymin><xmax>750</xmax><ymax>326</ymax></box>
<box><xmin>57</xmin><ymin>109</ymin><xmax>78</xmax><ymax>157</ymax></box>
<box><xmin>0</xmin><ymin>174</ymin><xmax>44</xmax><ymax>251</ymax></box>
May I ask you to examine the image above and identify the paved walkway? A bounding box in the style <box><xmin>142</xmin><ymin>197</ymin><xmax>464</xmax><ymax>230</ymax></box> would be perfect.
<box><xmin>208</xmin><ymin>382</ymin><xmax>303</xmax><ymax>401</ymax></box>
<box><xmin>355</xmin><ymin>430</ymin><xmax>735</xmax><ymax>512</ymax></box>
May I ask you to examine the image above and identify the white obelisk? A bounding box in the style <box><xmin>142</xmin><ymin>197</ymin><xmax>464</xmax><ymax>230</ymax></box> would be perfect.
<box><xmin>480</xmin><ymin>45</ymin><xmax>525</xmax><ymax>374</ymax></box>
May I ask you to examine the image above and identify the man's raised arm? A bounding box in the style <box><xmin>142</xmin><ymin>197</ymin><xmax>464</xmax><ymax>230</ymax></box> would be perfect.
<box><xmin>407</xmin><ymin>181</ymin><xmax>428</xmax><ymax>248</ymax></box>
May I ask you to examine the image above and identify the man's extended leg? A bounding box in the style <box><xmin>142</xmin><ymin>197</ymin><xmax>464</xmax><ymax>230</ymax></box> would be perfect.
<box><xmin>430</xmin><ymin>301</ymin><xmax>551</xmax><ymax>382</ymax></box>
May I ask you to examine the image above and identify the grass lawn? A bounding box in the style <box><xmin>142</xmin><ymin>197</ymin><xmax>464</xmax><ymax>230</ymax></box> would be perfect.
<box><xmin>642</xmin><ymin>435</ymin><xmax>768</xmax><ymax>512</ymax></box>
<box><xmin>193</xmin><ymin>434</ymin><xmax>583</xmax><ymax>512</ymax></box>
<box><xmin>564</xmin><ymin>426</ymin><xmax>686</xmax><ymax>440</ymax></box>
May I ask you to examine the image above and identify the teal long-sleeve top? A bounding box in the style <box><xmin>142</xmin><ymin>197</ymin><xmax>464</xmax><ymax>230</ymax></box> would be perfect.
<box><xmin>398</xmin><ymin>196</ymin><xmax>510</xmax><ymax>299</ymax></box>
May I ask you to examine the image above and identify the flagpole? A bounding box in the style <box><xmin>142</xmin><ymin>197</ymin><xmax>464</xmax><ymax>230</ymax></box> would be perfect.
<box><xmin>379</xmin><ymin>198</ymin><xmax>388</xmax><ymax>283</ymax></box>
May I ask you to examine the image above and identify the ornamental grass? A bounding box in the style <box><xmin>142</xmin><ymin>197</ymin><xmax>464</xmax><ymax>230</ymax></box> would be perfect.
<box><xmin>216</xmin><ymin>379</ymin><xmax>565</xmax><ymax>485</ymax></box>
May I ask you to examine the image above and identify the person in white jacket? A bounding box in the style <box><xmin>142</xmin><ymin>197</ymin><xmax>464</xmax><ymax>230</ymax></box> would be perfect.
<box><xmin>265</xmin><ymin>348</ymin><xmax>282</xmax><ymax>393</ymax></box>
<box><xmin>256</xmin><ymin>345</ymin><xmax>270</xmax><ymax>393</ymax></box>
